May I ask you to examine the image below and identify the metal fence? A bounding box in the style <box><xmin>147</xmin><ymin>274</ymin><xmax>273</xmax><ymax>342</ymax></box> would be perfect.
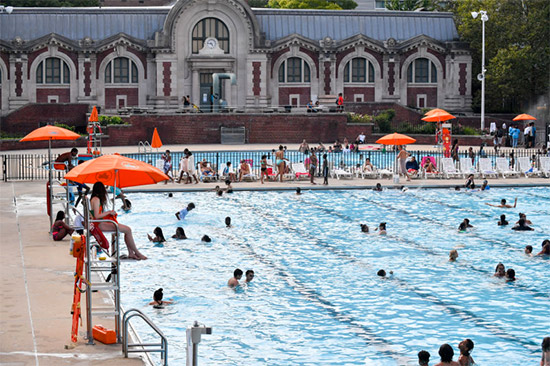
<box><xmin>2</xmin><ymin>147</ymin><xmax>540</xmax><ymax>182</ymax></box>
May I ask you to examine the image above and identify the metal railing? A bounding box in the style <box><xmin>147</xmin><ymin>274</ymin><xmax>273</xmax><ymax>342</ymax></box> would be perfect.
<box><xmin>1</xmin><ymin>147</ymin><xmax>543</xmax><ymax>182</ymax></box>
<box><xmin>123</xmin><ymin>308</ymin><xmax>168</xmax><ymax>366</ymax></box>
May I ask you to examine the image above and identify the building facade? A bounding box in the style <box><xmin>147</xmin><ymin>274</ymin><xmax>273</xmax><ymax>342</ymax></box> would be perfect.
<box><xmin>0</xmin><ymin>0</ymin><xmax>472</xmax><ymax>116</ymax></box>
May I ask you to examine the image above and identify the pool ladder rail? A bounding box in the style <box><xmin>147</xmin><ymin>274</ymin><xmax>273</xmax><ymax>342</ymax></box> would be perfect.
<box><xmin>123</xmin><ymin>309</ymin><xmax>168</xmax><ymax>366</ymax></box>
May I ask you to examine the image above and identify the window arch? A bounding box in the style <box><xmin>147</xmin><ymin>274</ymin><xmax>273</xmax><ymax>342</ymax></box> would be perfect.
<box><xmin>344</xmin><ymin>58</ymin><xmax>375</xmax><ymax>83</ymax></box>
<box><xmin>407</xmin><ymin>58</ymin><xmax>437</xmax><ymax>83</ymax></box>
<box><xmin>278</xmin><ymin>57</ymin><xmax>311</xmax><ymax>83</ymax></box>
<box><xmin>36</xmin><ymin>57</ymin><xmax>70</xmax><ymax>84</ymax></box>
<box><xmin>104</xmin><ymin>57</ymin><xmax>138</xmax><ymax>84</ymax></box>
<box><xmin>192</xmin><ymin>18</ymin><xmax>230</xmax><ymax>54</ymax></box>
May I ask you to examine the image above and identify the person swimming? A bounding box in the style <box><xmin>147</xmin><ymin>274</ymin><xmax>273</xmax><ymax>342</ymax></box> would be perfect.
<box><xmin>505</xmin><ymin>268</ymin><xmax>516</xmax><ymax>282</ymax></box>
<box><xmin>172</xmin><ymin>227</ymin><xmax>187</xmax><ymax>239</ymax></box>
<box><xmin>497</xmin><ymin>214</ymin><xmax>508</xmax><ymax>226</ymax></box>
<box><xmin>295</xmin><ymin>187</ymin><xmax>302</xmax><ymax>195</ymax></box>
<box><xmin>486</xmin><ymin>198</ymin><xmax>517</xmax><ymax>208</ymax></box>
<box><xmin>512</xmin><ymin>218</ymin><xmax>534</xmax><ymax>231</ymax></box>
<box><xmin>225</xmin><ymin>216</ymin><xmax>232</xmax><ymax>228</ymax></box>
<box><xmin>149</xmin><ymin>288</ymin><xmax>173</xmax><ymax>308</ymax></box>
<box><xmin>449</xmin><ymin>249</ymin><xmax>458</xmax><ymax>262</ymax></box>
<box><xmin>201</xmin><ymin>235</ymin><xmax>211</xmax><ymax>242</ymax></box>
<box><xmin>148</xmin><ymin>227</ymin><xmax>166</xmax><ymax>243</ymax></box>
<box><xmin>458</xmin><ymin>339</ymin><xmax>475</xmax><ymax>366</ymax></box>
<box><xmin>360</xmin><ymin>224</ymin><xmax>369</xmax><ymax>233</ymax></box>
<box><xmin>494</xmin><ymin>263</ymin><xmax>506</xmax><ymax>277</ymax></box>
<box><xmin>374</xmin><ymin>183</ymin><xmax>383</xmax><ymax>191</ymax></box>
<box><xmin>524</xmin><ymin>245</ymin><xmax>533</xmax><ymax>256</ymax></box>
<box><xmin>228</xmin><ymin>268</ymin><xmax>243</xmax><ymax>288</ymax></box>
<box><xmin>376</xmin><ymin>222</ymin><xmax>387</xmax><ymax>235</ymax></box>
<box><xmin>377</xmin><ymin>269</ymin><xmax>386</xmax><ymax>277</ymax></box>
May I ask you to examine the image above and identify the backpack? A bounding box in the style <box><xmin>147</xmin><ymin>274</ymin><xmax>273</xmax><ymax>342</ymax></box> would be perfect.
<box><xmin>335</xmin><ymin>98</ymin><xmax>339</xmax><ymax>105</ymax></box>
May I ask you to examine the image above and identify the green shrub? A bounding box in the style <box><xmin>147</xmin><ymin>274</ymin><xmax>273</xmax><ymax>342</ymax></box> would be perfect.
<box><xmin>99</xmin><ymin>115</ymin><xmax>126</xmax><ymax>126</ymax></box>
<box><xmin>461</xmin><ymin>126</ymin><xmax>480</xmax><ymax>135</ymax></box>
<box><xmin>374</xmin><ymin>109</ymin><xmax>395</xmax><ymax>133</ymax></box>
<box><xmin>347</xmin><ymin>113</ymin><xmax>373</xmax><ymax>123</ymax></box>
<box><xmin>53</xmin><ymin>122</ymin><xmax>75</xmax><ymax>131</ymax></box>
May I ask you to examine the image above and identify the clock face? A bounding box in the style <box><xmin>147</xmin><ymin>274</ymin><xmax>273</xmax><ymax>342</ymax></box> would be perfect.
<box><xmin>206</xmin><ymin>38</ymin><xmax>217</xmax><ymax>49</ymax></box>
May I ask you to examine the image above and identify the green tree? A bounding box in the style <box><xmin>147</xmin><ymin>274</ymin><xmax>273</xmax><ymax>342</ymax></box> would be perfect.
<box><xmin>248</xmin><ymin>0</ymin><xmax>270</xmax><ymax>7</ymax></box>
<box><xmin>4</xmin><ymin>0</ymin><xmax>99</xmax><ymax>6</ymax></box>
<box><xmin>452</xmin><ymin>0</ymin><xmax>550</xmax><ymax>112</ymax></box>
<box><xmin>267</xmin><ymin>0</ymin><xmax>357</xmax><ymax>10</ymax></box>
<box><xmin>385</xmin><ymin>0</ymin><xmax>437</xmax><ymax>11</ymax></box>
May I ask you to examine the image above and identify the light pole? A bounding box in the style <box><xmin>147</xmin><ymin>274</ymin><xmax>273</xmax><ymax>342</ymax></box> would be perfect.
<box><xmin>471</xmin><ymin>10</ymin><xmax>488</xmax><ymax>131</ymax></box>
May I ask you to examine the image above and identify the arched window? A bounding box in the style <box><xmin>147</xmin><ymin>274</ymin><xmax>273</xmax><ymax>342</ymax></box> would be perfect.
<box><xmin>278</xmin><ymin>57</ymin><xmax>311</xmax><ymax>83</ymax></box>
<box><xmin>407</xmin><ymin>58</ymin><xmax>437</xmax><ymax>83</ymax></box>
<box><xmin>104</xmin><ymin>57</ymin><xmax>138</xmax><ymax>84</ymax></box>
<box><xmin>344</xmin><ymin>58</ymin><xmax>375</xmax><ymax>83</ymax></box>
<box><xmin>36</xmin><ymin>57</ymin><xmax>70</xmax><ymax>84</ymax></box>
<box><xmin>192</xmin><ymin>18</ymin><xmax>230</xmax><ymax>54</ymax></box>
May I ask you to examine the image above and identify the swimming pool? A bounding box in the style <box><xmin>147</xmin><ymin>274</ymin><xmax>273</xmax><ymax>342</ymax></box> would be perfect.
<box><xmin>118</xmin><ymin>187</ymin><xmax>549</xmax><ymax>365</ymax></box>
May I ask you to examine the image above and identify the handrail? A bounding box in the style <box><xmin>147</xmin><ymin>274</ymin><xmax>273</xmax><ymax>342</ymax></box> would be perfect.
<box><xmin>138</xmin><ymin>141</ymin><xmax>152</xmax><ymax>153</ymax></box>
<box><xmin>123</xmin><ymin>308</ymin><xmax>168</xmax><ymax>366</ymax></box>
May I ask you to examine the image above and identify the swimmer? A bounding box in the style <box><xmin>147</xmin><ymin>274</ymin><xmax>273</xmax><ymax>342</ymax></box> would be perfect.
<box><xmin>536</xmin><ymin>241</ymin><xmax>550</xmax><ymax>256</ymax></box>
<box><xmin>228</xmin><ymin>268</ymin><xmax>243</xmax><ymax>288</ymax></box>
<box><xmin>458</xmin><ymin>219</ymin><xmax>473</xmax><ymax>232</ymax></box>
<box><xmin>481</xmin><ymin>179</ymin><xmax>490</xmax><ymax>191</ymax></box>
<box><xmin>225</xmin><ymin>217</ymin><xmax>232</xmax><ymax>228</ymax></box>
<box><xmin>175</xmin><ymin>202</ymin><xmax>195</xmax><ymax>220</ymax></box>
<box><xmin>524</xmin><ymin>245</ymin><xmax>533</xmax><ymax>256</ymax></box>
<box><xmin>244</xmin><ymin>269</ymin><xmax>254</xmax><ymax>283</ymax></box>
<box><xmin>167</xmin><ymin>193</ymin><xmax>173</xmax><ymax>198</ymax></box>
<box><xmin>512</xmin><ymin>218</ymin><xmax>534</xmax><ymax>231</ymax></box>
<box><xmin>541</xmin><ymin>337</ymin><xmax>550</xmax><ymax>366</ymax></box>
<box><xmin>148</xmin><ymin>227</ymin><xmax>166</xmax><ymax>242</ymax></box>
<box><xmin>418</xmin><ymin>350</ymin><xmax>431</xmax><ymax>366</ymax></box>
<box><xmin>435</xmin><ymin>343</ymin><xmax>459</xmax><ymax>366</ymax></box>
<box><xmin>505</xmin><ymin>268</ymin><xmax>516</xmax><ymax>282</ymax></box>
<box><xmin>449</xmin><ymin>249</ymin><xmax>458</xmax><ymax>262</ymax></box>
<box><xmin>497</xmin><ymin>214</ymin><xmax>508</xmax><ymax>226</ymax></box>
<box><xmin>494</xmin><ymin>263</ymin><xmax>506</xmax><ymax>278</ymax></box>
<box><xmin>360</xmin><ymin>224</ymin><xmax>369</xmax><ymax>233</ymax></box>
<box><xmin>376</xmin><ymin>222</ymin><xmax>387</xmax><ymax>235</ymax></box>
<box><xmin>172</xmin><ymin>227</ymin><xmax>187</xmax><ymax>240</ymax></box>
<box><xmin>374</xmin><ymin>183</ymin><xmax>383</xmax><ymax>191</ymax></box>
<box><xmin>486</xmin><ymin>198</ymin><xmax>517</xmax><ymax>208</ymax></box>
<box><xmin>457</xmin><ymin>339</ymin><xmax>475</xmax><ymax>366</ymax></box>
<box><xmin>296</xmin><ymin>187</ymin><xmax>302</xmax><ymax>195</ymax></box>
<box><xmin>225</xmin><ymin>179</ymin><xmax>234</xmax><ymax>193</ymax></box>
<box><xmin>516</xmin><ymin>213</ymin><xmax>532</xmax><ymax>225</ymax></box>
<box><xmin>201</xmin><ymin>235</ymin><xmax>211</xmax><ymax>243</ymax></box>
<box><xmin>377</xmin><ymin>269</ymin><xmax>386</xmax><ymax>277</ymax></box>
<box><xmin>149</xmin><ymin>288</ymin><xmax>173</xmax><ymax>307</ymax></box>
<box><xmin>121</xmin><ymin>198</ymin><xmax>132</xmax><ymax>212</ymax></box>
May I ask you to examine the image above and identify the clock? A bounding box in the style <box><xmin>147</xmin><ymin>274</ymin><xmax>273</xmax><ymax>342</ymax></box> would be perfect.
<box><xmin>205</xmin><ymin>38</ymin><xmax>218</xmax><ymax>49</ymax></box>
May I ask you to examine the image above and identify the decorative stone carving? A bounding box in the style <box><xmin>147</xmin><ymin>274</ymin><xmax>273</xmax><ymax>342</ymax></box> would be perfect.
<box><xmin>386</xmin><ymin>38</ymin><xmax>397</xmax><ymax>47</ymax></box>
<box><xmin>12</xmin><ymin>36</ymin><xmax>24</xmax><ymax>48</ymax></box>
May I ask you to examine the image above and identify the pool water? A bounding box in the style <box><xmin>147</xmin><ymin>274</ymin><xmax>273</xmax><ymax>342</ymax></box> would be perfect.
<box><xmin>118</xmin><ymin>187</ymin><xmax>549</xmax><ymax>366</ymax></box>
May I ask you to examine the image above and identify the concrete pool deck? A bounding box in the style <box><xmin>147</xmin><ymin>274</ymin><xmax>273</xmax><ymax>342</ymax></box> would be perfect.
<box><xmin>1</xmin><ymin>143</ymin><xmax>549</xmax><ymax>365</ymax></box>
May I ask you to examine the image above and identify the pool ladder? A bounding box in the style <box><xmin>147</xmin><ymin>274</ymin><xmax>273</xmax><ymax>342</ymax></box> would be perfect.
<box><xmin>123</xmin><ymin>309</ymin><xmax>168</xmax><ymax>365</ymax></box>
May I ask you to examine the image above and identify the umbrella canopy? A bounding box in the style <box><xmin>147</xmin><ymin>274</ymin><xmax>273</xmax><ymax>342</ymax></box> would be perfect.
<box><xmin>151</xmin><ymin>128</ymin><xmax>163</xmax><ymax>149</ymax></box>
<box><xmin>64</xmin><ymin>154</ymin><xmax>169</xmax><ymax>188</ymax></box>
<box><xmin>421</xmin><ymin>111</ymin><xmax>455</xmax><ymax>122</ymax></box>
<box><xmin>20</xmin><ymin>125</ymin><xmax>81</xmax><ymax>142</ymax></box>
<box><xmin>89</xmin><ymin>106</ymin><xmax>99</xmax><ymax>122</ymax></box>
<box><xmin>424</xmin><ymin>108</ymin><xmax>449</xmax><ymax>116</ymax></box>
<box><xmin>376</xmin><ymin>133</ymin><xmax>416</xmax><ymax>146</ymax></box>
<box><xmin>512</xmin><ymin>113</ymin><xmax>536</xmax><ymax>121</ymax></box>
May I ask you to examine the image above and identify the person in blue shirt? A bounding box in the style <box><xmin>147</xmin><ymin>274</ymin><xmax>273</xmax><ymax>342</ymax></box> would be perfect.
<box><xmin>175</xmin><ymin>202</ymin><xmax>195</xmax><ymax>220</ymax></box>
<box><xmin>405</xmin><ymin>156</ymin><xmax>419</xmax><ymax>176</ymax></box>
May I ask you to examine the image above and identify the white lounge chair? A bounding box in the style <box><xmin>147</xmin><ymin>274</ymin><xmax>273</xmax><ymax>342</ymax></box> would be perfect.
<box><xmin>421</xmin><ymin>156</ymin><xmax>442</xmax><ymax>179</ymax></box>
<box><xmin>218</xmin><ymin>163</ymin><xmax>229</xmax><ymax>181</ymax></box>
<box><xmin>459</xmin><ymin>157</ymin><xmax>480</xmax><ymax>178</ymax></box>
<box><xmin>357</xmin><ymin>166</ymin><xmax>379</xmax><ymax>179</ymax></box>
<box><xmin>517</xmin><ymin>156</ymin><xmax>542</xmax><ymax>177</ymax></box>
<box><xmin>539</xmin><ymin>156</ymin><xmax>550</xmax><ymax>178</ymax></box>
<box><xmin>291</xmin><ymin>162</ymin><xmax>310</xmax><ymax>181</ymax></box>
<box><xmin>198</xmin><ymin>162</ymin><xmax>218</xmax><ymax>182</ymax></box>
<box><xmin>495</xmin><ymin>157</ymin><xmax>520</xmax><ymax>179</ymax></box>
<box><xmin>239</xmin><ymin>162</ymin><xmax>258</xmax><ymax>182</ymax></box>
<box><xmin>478</xmin><ymin>158</ymin><xmax>498</xmax><ymax>179</ymax></box>
<box><xmin>331</xmin><ymin>166</ymin><xmax>354</xmax><ymax>179</ymax></box>
<box><xmin>441</xmin><ymin>158</ymin><xmax>462</xmax><ymax>179</ymax></box>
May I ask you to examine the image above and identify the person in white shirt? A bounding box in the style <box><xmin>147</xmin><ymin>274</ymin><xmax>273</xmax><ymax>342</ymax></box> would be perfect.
<box><xmin>357</xmin><ymin>132</ymin><xmax>366</xmax><ymax>144</ymax></box>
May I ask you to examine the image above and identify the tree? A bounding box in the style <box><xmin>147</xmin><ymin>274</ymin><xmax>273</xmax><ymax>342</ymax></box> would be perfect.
<box><xmin>267</xmin><ymin>0</ymin><xmax>357</xmax><ymax>10</ymax></box>
<box><xmin>452</xmin><ymin>0</ymin><xmax>550</xmax><ymax>112</ymax></box>
<box><xmin>4</xmin><ymin>0</ymin><xmax>99</xmax><ymax>6</ymax></box>
<box><xmin>385</xmin><ymin>0</ymin><xmax>437</xmax><ymax>11</ymax></box>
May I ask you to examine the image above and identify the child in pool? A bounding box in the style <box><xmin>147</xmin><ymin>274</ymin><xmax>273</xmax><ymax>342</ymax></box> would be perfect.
<box><xmin>457</xmin><ymin>339</ymin><xmax>475</xmax><ymax>366</ymax></box>
<box><xmin>172</xmin><ymin>227</ymin><xmax>187</xmax><ymax>239</ymax></box>
<box><xmin>149</xmin><ymin>288</ymin><xmax>173</xmax><ymax>308</ymax></box>
<box><xmin>376</xmin><ymin>222</ymin><xmax>387</xmax><ymax>235</ymax></box>
<box><xmin>148</xmin><ymin>227</ymin><xmax>166</xmax><ymax>243</ymax></box>
<box><xmin>175</xmin><ymin>202</ymin><xmax>195</xmax><ymax>220</ymax></box>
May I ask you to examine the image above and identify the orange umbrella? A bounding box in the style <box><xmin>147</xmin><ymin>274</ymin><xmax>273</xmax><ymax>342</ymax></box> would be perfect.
<box><xmin>89</xmin><ymin>106</ymin><xmax>99</xmax><ymax>122</ymax></box>
<box><xmin>512</xmin><ymin>113</ymin><xmax>536</xmax><ymax>121</ymax></box>
<box><xmin>151</xmin><ymin>128</ymin><xmax>163</xmax><ymax>149</ymax></box>
<box><xmin>424</xmin><ymin>108</ymin><xmax>449</xmax><ymax>116</ymax></box>
<box><xmin>20</xmin><ymin>125</ymin><xmax>81</xmax><ymax>232</ymax></box>
<box><xmin>421</xmin><ymin>111</ymin><xmax>455</xmax><ymax>122</ymax></box>
<box><xmin>64</xmin><ymin>154</ymin><xmax>169</xmax><ymax>189</ymax></box>
<box><xmin>376</xmin><ymin>133</ymin><xmax>416</xmax><ymax>146</ymax></box>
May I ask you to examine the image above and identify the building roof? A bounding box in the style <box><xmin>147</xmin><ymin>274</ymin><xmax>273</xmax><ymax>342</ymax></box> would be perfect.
<box><xmin>0</xmin><ymin>7</ymin><xmax>459</xmax><ymax>45</ymax></box>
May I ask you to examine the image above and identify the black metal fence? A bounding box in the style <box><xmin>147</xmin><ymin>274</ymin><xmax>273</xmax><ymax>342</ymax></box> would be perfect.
<box><xmin>2</xmin><ymin>147</ymin><xmax>541</xmax><ymax>182</ymax></box>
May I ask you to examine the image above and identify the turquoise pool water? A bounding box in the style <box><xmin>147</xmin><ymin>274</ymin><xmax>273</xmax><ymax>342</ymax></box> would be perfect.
<box><xmin>118</xmin><ymin>187</ymin><xmax>549</xmax><ymax>365</ymax></box>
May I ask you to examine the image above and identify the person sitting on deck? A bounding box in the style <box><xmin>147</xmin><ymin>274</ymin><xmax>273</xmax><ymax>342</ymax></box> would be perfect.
<box><xmin>199</xmin><ymin>159</ymin><xmax>215</xmax><ymax>177</ymax></box>
<box><xmin>52</xmin><ymin>210</ymin><xmax>74</xmax><ymax>241</ymax></box>
<box><xmin>406</xmin><ymin>156</ymin><xmax>420</xmax><ymax>177</ymax></box>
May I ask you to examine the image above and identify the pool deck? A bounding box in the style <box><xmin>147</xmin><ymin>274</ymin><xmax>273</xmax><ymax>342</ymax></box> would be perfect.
<box><xmin>1</xmin><ymin>143</ymin><xmax>548</xmax><ymax>365</ymax></box>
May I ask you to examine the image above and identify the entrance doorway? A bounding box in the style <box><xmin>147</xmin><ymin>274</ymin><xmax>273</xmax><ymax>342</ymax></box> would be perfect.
<box><xmin>199</xmin><ymin>72</ymin><xmax>224</xmax><ymax>112</ymax></box>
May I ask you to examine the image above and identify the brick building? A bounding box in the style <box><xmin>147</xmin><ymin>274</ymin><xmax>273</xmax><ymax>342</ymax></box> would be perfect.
<box><xmin>0</xmin><ymin>0</ymin><xmax>471</xmax><ymax>116</ymax></box>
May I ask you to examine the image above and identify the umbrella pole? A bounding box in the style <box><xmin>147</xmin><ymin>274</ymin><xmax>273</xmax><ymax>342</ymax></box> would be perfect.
<box><xmin>48</xmin><ymin>138</ymin><xmax>53</xmax><ymax>234</ymax></box>
<box><xmin>112</xmin><ymin>171</ymin><xmax>117</xmax><ymax>209</ymax></box>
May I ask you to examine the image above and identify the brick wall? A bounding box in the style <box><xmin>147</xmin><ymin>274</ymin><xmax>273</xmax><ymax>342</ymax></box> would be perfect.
<box><xmin>278</xmin><ymin>87</ymin><xmax>310</xmax><ymax>106</ymax></box>
<box><xmin>105</xmin><ymin>88</ymin><xmax>139</xmax><ymax>109</ymax></box>
<box><xmin>36</xmin><ymin>88</ymin><xmax>70</xmax><ymax>103</ymax></box>
<box><xmin>406</xmin><ymin>86</ymin><xmax>437</xmax><ymax>108</ymax></box>
<box><xmin>0</xmin><ymin>103</ymin><xmax>89</xmax><ymax>135</ymax></box>
<box><xmin>343</xmin><ymin>87</ymin><xmax>375</xmax><ymax>102</ymax></box>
